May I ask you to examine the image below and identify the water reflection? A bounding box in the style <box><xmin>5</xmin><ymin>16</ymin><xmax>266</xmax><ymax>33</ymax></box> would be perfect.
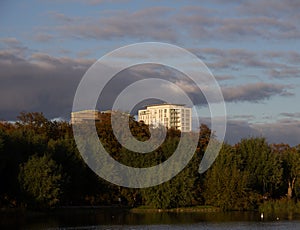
<box><xmin>1</xmin><ymin>207</ymin><xmax>300</xmax><ymax>229</ymax></box>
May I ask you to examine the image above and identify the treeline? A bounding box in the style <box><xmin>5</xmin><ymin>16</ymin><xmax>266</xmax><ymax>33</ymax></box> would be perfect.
<box><xmin>0</xmin><ymin>112</ymin><xmax>300</xmax><ymax>211</ymax></box>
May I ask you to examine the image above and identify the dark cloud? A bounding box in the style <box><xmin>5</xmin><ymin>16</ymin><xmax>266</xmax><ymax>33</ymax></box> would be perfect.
<box><xmin>97</xmin><ymin>64</ymin><xmax>207</xmax><ymax>111</ymax></box>
<box><xmin>0</xmin><ymin>46</ymin><xmax>294</xmax><ymax>121</ymax></box>
<box><xmin>0</xmin><ymin>50</ymin><xmax>94</xmax><ymax>120</ymax></box>
<box><xmin>222</xmin><ymin>83</ymin><xmax>293</xmax><ymax>103</ymax></box>
<box><xmin>0</xmin><ymin>37</ymin><xmax>296</xmax><ymax>120</ymax></box>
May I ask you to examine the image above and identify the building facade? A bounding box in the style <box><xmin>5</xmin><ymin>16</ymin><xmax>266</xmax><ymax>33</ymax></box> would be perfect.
<box><xmin>71</xmin><ymin>110</ymin><xmax>102</xmax><ymax>124</ymax></box>
<box><xmin>138</xmin><ymin>104</ymin><xmax>192</xmax><ymax>132</ymax></box>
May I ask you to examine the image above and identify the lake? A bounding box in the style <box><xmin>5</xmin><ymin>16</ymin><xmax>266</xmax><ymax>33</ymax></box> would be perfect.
<box><xmin>1</xmin><ymin>207</ymin><xmax>300</xmax><ymax>229</ymax></box>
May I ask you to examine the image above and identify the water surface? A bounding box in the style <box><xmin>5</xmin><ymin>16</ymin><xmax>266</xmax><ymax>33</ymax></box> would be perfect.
<box><xmin>1</xmin><ymin>207</ymin><xmax>300</xmax><ymax>229</ymax></box>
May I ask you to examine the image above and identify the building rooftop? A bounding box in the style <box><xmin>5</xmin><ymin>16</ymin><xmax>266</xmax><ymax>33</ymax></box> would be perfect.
<box><xmin>71</xmin><ymin>109</ymin><xmax>99</xmax><ymax>113</ymax></box>
<box><xmin>143</xmin><ymin>103</ymin><xmax>186</xmax><ymax>109</ymax></box>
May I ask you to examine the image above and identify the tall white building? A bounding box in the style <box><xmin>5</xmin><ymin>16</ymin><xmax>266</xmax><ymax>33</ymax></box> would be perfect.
<box><xmin>138</xmin><ymin>104</ymin><xmax>192</xmax><ymax>132</ymax></box>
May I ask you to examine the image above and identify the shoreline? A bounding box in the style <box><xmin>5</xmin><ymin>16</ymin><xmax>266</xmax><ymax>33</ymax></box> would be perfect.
<box><xmin>0</xmin><ymin>205</ymin><xmax>221</xmax><ymax>214</ymax></box>
<box><xmin>2</xmin><ymin>203</ymin><xmax>300</xmax><ymax>216</ymax></box>
<box><xmin>130</xmin><ymin>206</ymin><xmax>221</xmax><ymax>213</ymax></box>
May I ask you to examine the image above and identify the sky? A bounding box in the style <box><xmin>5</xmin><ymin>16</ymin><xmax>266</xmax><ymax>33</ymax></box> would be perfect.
<box><xmin>1</xmin><ymin>0</ymin><xmax>300</xmax><ymax>145</ymax></box>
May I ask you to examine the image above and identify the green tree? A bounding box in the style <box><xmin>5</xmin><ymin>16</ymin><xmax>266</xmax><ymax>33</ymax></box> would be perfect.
<box><xmin>142</xmin><ymin>182</ymin><xmax>173</xmax><ymax>209</ymax></box>
<box><xmin>19</xmin><ymin>154</ymin><xmax>63</xmax><ymax>208</ymax></box>
<box><xmin>203</xmin><ymin>144</ymin><xmax>253</xmax><ymax>210</ymax></box>
<box><xmin>279</xmin><ymin>145</ymin><xmax>300</xmax><ymax>199</ymax></box>
<box><xmin>237</xmin><ymin>138</ymin><xmax>282</xmax><ymax>197</ymax></box>
<box><xmin>140</xmin><ymin>131</ymin><xmax>196</xmax><ymax>209</ymax></box>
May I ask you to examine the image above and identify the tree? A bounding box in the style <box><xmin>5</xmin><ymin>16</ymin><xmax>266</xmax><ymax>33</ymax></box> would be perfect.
<box><xmin>140</xmin><ymin>129</ymin><xmax>195</xmax><ymax>209</ymax></box>
<box><xmin>0</xmin><ymin>135</ymin><xmax>3</xmax><ymax>153</ymax></box>
<box><xmin>17</xmin><ymin>112</ymin><xmax>49</xmax><ymax>131</ymax></box>
<box><xmin>198</xmin><ymin>123</ymin><xmax>212</xmax><ymax>152</ymax></box>
<box><xmin>19</xmin><ymin>154</ymin><xmax>63</xmax><ymax>208</ymax></box>
<box><xmin>279</xmin><ymin>145</ymin><xmax>300</xmax><ymax>199</ymax></box>
<box><xmin>236</xmin><ymin>138</ymin><xmax>282</xmax><ymax>197</ymax></box>
<box><xmin>203</xmin><ymin>144</ymin><xmax>253</xmax><ymax>210</ymax></box>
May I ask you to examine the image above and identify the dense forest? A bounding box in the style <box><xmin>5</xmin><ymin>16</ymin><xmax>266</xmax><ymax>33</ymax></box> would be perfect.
<box><xmin>0</xmin><ymin>112</ymin><xmax>300</xmax><ymax>212</ymax></box>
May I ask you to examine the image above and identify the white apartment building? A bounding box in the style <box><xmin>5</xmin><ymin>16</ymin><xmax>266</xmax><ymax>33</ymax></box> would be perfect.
<box><xmin>138</xmin><ymin>104</ymin><xmax>192</xmax><ymax>132</ymax></box>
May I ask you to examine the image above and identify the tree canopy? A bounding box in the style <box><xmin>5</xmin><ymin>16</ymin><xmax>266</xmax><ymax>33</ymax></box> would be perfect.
<box><xmin>0</xmin><ymin>112</ymin><xmax>299</xmax><ymax>210</ymax></box>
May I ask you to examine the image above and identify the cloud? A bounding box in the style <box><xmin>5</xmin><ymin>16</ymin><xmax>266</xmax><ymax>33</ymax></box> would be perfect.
<box><xmin>0</xmin><ymin>37</ymin><xmax>29</xmax><ymax>57</ymax></box>
<box><xmin>97</xmin><ymin>64</ymin><xmax>207</xmax><ymax>112</ymax></box>
<box><xmin>229</xmin><ymin>114</ymin><xmax>256</xmax><ymax>121</ymax></box>
<box><xmin>280</xmin><ymin>112</ymin><xmax>300</xmax><ymax>119</ymax></box>
<box><xmin>199</xmin><ymin>116</ymin><xmax>261</xmax><ymax>145</ymax></box>
<box><xmin>85</xmin><ymin>0</ymin><xmax>129</xmax><ymax>5</ymax></box>
<box><xmin>269</xmin><ymin>68</ymin><xmax>300</xmax><ymax>79</ymax></box>
<box><xmin>99</xmin><ymin>64</ymin><xmax>293</xmax><ymax>108</ymax></box>
<box><xmin>191</xmin><ymin>47</ymin><xmax>293</xmax><ymax>72</ymax></box>
<box><xmin>253</xmin><ymin>120</ymin><xmax>300</xmax><ymax>146</ymax></box>
<box><xmin>42</xmin><ymin>1</ymin><xmax>300</xmax><ymax>45</ymax></box>
<box><xmin>237</xmin><ymin>0</ymin><xmax>300</xmax><ymax>19</ymax></box>
<box><xmin>288</xmin><ymin>51</ymin><xmax>300</xmax><ymax>64</ymax></box>
<box><xmin>77</xmin><ymin>50</ymin><xmax>93</xmax><ymax>58</ymax></box>
<box><xmin>0</xmin><ymin>38</ymin><xmax>295</xmax><ymax>121</ymax></box>
<box><xmin>50</xmin><ymin>0</ymin><xmax>130</xmax><ymax>5</ymax></box>
<box><xmin>178</xmin><ymin>5</ymin><xmax>299</xmax><ymax>40</ymax></box>
<box><xmin>222</xmin><ymin>82</ymin><xmax>293</xmax><ymax>102</ymax></box>
<box><xmin>205</xmin><ymin>118</ymin><xmax>300</xmax><ymax>146</ymax></box>
<box><xmin>49</xmin><ymin>7</ymin><xmax>178</xmax><ymax>42</ymax></box>
<box><xmin>215</xmin><ymin>75</ymin><xmax>235</xmax><ymax>81</ymax></box>
<box><xmin>0</xmin><ymin>53</ymin><xmax>298</xmax><ymax>145</ymax></box>
<box><xmin>33</xmin><ymin>33</ymin><xmax>54</xmax><ymax>42</ymax></box>
<box><xmin>0</xmin><ymin>50</ymin><xmax>94</xmax><ymax>120</ymax></box>
<box><xmin>0</xmin><ymin>37</ymin><xmax>20</xmax><ymax>45</ymax></box>
<box><xmin>48</xmin><ymin>11</ymin><xmax>75</xmax><ymax>23</ymax></box>
<box><xmin>178</xmin><ymin>10</ymin><xmax>280</xmax><ymax>40</ymax></box>
<box><xmin>225</xmin><ymin>120</ymin><xmax>260</xmax><ymax>145</ymax></box>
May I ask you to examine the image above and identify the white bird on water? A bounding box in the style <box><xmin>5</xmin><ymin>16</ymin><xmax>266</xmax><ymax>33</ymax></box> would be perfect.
<box><xmin>261</xmin><ymin>213</ymin><xmax>264</xmax><ymax>220</ymax></box>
